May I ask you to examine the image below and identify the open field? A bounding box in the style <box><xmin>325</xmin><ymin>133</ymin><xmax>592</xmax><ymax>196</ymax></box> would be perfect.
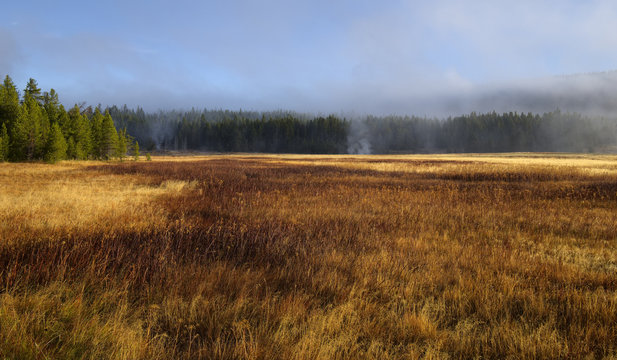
<box><xmin>1</xmin><ymin>154</ymin><xmax>617</xmax><ymax>359</ymax></box>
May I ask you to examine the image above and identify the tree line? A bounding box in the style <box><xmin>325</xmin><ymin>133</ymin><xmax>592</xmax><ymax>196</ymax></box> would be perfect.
<box><xmin>107</xmin><ymin>106</ymin><xmax>349</xmax><ymax>153</ymax></box>
<box><xmin>361</xmin><ymin>111</ymin><xmax>616</xmax><ymax>153</ymax></box>
<box><xmin>108</xmin><ymin>106</ymin><xmax>617</xmax><ymax>154</ymax></box>
<box><xmin>0</xmin><ymin>76</ymin><xmax>130</xmax><ymax>162</ymax></box>
<box><xmin>3</xmin><ymin>74</ymin><xmax>616</xmax><ymax>159</ymax></box>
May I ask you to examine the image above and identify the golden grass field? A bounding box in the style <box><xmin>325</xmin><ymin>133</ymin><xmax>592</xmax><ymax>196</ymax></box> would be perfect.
<box><xmin>1</xmin><ymin>154</ymin><xmax>617</xmax><ymax>359</ymax></box>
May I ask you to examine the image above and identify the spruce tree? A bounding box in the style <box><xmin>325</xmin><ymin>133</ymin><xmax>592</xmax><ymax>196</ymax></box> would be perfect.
<box><xmin>66</xmin><ymin>105</ymin><xmax>92</xmax><ymax>159</ymax></box>
<box><xmin>45</xmin><ymin>122</ymin><xmax>67</xmax><ymax>163</ymax></box>
<box><xmin>100</xmin><ymin>110</ymin><xmax>118</xmax><ymax>159</ymax></box>
<box><xmin>66</xmin><ymin>137</ymin><xmax>75</xmax><ymax>160</ymax></box>
<box><xmin>115</xmin><ymin>128</ymin><xmax>127</xmax><ymax>159</ymax></box>
<box><xmin>133</xmin><ymin>141</ymin><xmax>140</xmax><ymax>161</ymax></box>
<box><xmin>10</xmin><ymin>105</ymin><xmax>29</xmax><ymax>161</ymax></box>
<box><xmin>43</xmin><ymin>89</ymin><xmax>60</xmax><ymax>124</ymax></box>
<box><xmin>24</xmin><ymin>78</ymin><xmax>43</xmax><ymax>104</ymax></box>
<box><xmin>19</xmin><ymin>94</ymin><xmax>47</xmax><ymax>160</ymax></box>
<box><xmin>0</xmin><ymin>123</ymin><xmax>8</xmax><ymax>161</ymax></box>
<box><xmin>90</xmin><ymin>108</ymin><xmax>104</xmax><ymax>158</ymax></box>
<box><xmin>38</xmin><ymin>107</ymin><xmax>50</xmax><ymax>159</ymax></box>
<box><xmin>0</xmin><ymin>75</ymin><xmax>20</xmax><ymax>136</ymax></box>
<box><xmin>75</xmin><ymin>112</ymin><xmax>92</xmax><ymax>159</ymax></box>
<box><xmin>56</xmin><ymin>105</ymin><xmax>69</xmax><ymax>138</ymax></box>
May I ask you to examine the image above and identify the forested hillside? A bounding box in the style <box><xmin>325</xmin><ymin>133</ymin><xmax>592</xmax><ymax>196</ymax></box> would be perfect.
<box><xmin>0</xmin><ymin>76</ymin><xmax>129</xmax><ymax>163</ymax></box>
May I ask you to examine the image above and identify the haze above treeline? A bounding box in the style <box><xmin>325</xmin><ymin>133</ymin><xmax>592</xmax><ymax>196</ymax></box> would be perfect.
<box><xmin>5</xmin><ymin>1</ymin><xmax>617</xmax><ymax>116</ymax></box>
<box><xmin>2</xmin><ymin>74</ymin><xmax>617</xmax><ymax>157</ymax></box>
<box><xmin>7</xmin><ymin>70</ymin><xmax>617</xmax><ymax>118</ymax></box>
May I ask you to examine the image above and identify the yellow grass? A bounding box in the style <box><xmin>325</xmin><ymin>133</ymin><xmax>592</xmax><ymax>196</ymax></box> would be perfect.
<box><xmin>0</xmin><ymin>161</ymin><xmax>194</xmax><ymax>242</ymax></box>
<box><xmin>1</xmin><ymin>154</ymin><xmax>617</xmax><ymax>359</ymax></box>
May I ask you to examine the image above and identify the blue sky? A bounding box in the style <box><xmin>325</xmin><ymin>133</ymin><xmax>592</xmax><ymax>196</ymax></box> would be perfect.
<box><xmin>2</xmin><ymin>0</ymin><xmax>617</xmax><ymax>114</ymax></box>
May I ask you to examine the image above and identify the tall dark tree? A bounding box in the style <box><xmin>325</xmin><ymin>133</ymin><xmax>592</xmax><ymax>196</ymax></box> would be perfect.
<box><xmin>115</xmin><ymin>128</ymin><xmax>128</xmax><ymax>159</ymax></box>
<box><xmin>24</xmin><ymin>78</ymin><xmax>43</xmax><ymax>104</ymax></box>
<box><xmin>16</xmin><ymin>95</ymin><xmax>47</xmax><ymax>160</ymax></box>
<box><xmin>0</xmin><ymin>123</ymin><xmax>8</xmax><ymax>161</ymax></box>
<box><xmin>0</xmin><ymin>75</ymin><xmax>20</xmax><ymax>134</ymax></box>
<box><xmin>43</xmin><ymin>88</ymin><xmax>60</xmax><ymax>124</ymax></box>
<box><xmin>56</xmin><ymin>105</ymin><xmax>69</xmax><ymax>137</ymax></box>
<box><xmin>66</xmin><ymin>105</ymin><xmax>91</xmax><ymax>159</ymax></box>
<box><xmin>133</xmin><ymin>141</ymin><xmax>140</xmax><ymax>161</ymax></box>
<box><xmin>90</xmin><ymin>107</ymin><xmax>104</xmax><ymax>158</ymax></box>
<box><xmin>100</xmin><ymin>110</ymin><xmax>118</xmax><ymax>159</ymax></box>
<box><xmin>10</xmin><ymin>104</ymin><xmax>29</xmax><ymax>161</ymax></box>
<box><xmin>45</xmin><ymin>122</ymin><xmax>67</xmax><ymax>163</ymax></box>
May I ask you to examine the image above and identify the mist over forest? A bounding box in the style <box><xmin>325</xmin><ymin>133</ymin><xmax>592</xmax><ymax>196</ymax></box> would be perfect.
<box><xmin>3</xmin><ymin>72</ymin><xmax>617</xmax><ymax>158</ymax></box>
<box><xmin>108</xmin><ymin>106</ymin><xmax>617</xmax><ymax>155</ymax></box>
<box><xmin>101</xmin><ymin>71</ymin><xmax>617</xmax><ymax>155</ymax></box>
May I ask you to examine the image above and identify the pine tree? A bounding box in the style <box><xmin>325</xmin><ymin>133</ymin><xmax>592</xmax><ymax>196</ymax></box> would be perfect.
<box><xmin>100</xmin><ymin>110</ymin><xmax>118</xmax><ymax>159</ymax></box>
<box><xmin>75</xmin><ymin>112</ymin><xmax>92</xmax><ymax>159</ymax></box>
<box><xmin>43</xmin><ymin>89</ymin><xmax>60</xmax><ymax>124</ymax></box>
<box><xmin>45</xmin><ymin>122</ymin><xmax>67</xmax><ymax>163</ymax></box>
<box><xmin>10</xmin><ymin>105</ymin><xmax>29</xmax><ymax>161</ymax></box>
<box><xmin>115</xmin><ymin>128</ymin><xmax>128</xmax><ymax>159</ymax></box>
<box><xmin>24</xmin><ymin>78</ymin><xmax>43</xmax><ymax>104</ymax></box>
<box><xmin>133</xmin><ymin>141</ymin><xmax>140</xmax><ymax>161</ymax></box>
<box><xmin>66</xmin><ymin>105</ymin><xmax>92</xmax><ymax>159</ymax></box>
<box><xmin>90</xmin><ymin>108</ymin><xmax>104</xmax><ymax>158</ymax></box>
<box><xmin>0</xmin><ymin>75</ymin><xmax>20</xmax><ymax>135</ymax></box>
<box><xmin>18</xmin><ymin>94</ymin><xmax>48</xmax><ymax>160</ymax></box>
<box><xmin>66</xmin><ymin>137</ymin><xmax>75</xmax><ymax>160</ymax></box>
<box><xmin>23</xmin><ymin>97</ymin><xmax>42</xmax><ymax>160</ymax></box>
<box><xmin>0</xmin><ymin>123</ymin><xmax>8</xmax><ymax>161</ymax></box>
<box><xmin>56</xmin><ymin>105</ymin><xmax>69</xmax><ymax>137</ymax></box>
<box><xmin>38</xmin><ymin>106</ymin><xmax>50</xmax><ymax>159</ymax></box>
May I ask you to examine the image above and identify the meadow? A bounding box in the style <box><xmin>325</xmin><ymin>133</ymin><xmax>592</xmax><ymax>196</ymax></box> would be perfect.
<box><xmin>1</xmin><ymin>154</ymin><xmax>617</xmax><ymax>359</ymax></box>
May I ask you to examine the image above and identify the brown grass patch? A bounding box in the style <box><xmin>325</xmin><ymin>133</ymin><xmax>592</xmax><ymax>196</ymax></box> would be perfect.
<box><xmin>1</xmin><ymin>154</ymin><xmax>617</xmax><ymax>359</ymax></box>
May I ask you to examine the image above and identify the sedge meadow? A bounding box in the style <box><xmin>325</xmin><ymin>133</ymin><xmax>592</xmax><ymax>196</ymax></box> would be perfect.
<box><xmin>1</xmin><ymin>154</ymin><xmax>617</xmax><ymax>359</ymax></box>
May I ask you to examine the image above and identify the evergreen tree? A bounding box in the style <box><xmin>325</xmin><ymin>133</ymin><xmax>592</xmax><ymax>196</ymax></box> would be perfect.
<box><xmin>90</xmin><ymin>108</ymin><xmax>104</xmax><ymax>158</ymax></box>
<box><xmin>66</xmin><ymin>137</ymin><xmax>76</xmax><ymax>160</ymax></box>
<box><xmin>0</xmin><ymin>75</ymin><xmax>20</xmax><ymax>133</ymax></box>
<box><xmin>75</xmin><ymin>108</ymin><xmax>92</xmax><ymax>159</ymax></box>
<box><xmin>45</xmin><ymin>122</ymin><xmax>67</xmax><ymax>163</ymax></box>
<box><xmin>56</xmin><ymin>105</ymin><xmax>69</xmax><ymax>137</ymax></box>
<box><xmin>133</xmin><ymin>140</ymin><xmax>140</xmax><ymax>161</ymax></box>
<box><xmin>100</xmin><ymin>110</ymin><xmax>118</xmax><ymax>159</ymax></box>
<box><xmin>65</xmin><ymin>105</ymin><xmax>92</xmax><ymax>159</ymax></box>
<box><xmin>43</xmin><ymin>89</ymin><xmax>60</xmax><ymax>124</ymax></box>
<box><xmin>10</xmin><ymin>105</ymin><xmax>29</xmax><ymax>161</ymax></box>
<box><xmin>0</xmin><ymin>123</ymin><xmax>8</xmax><ymax>161</ymax></box>
<box><xmin>38</xmin><ymin>105</ymin><xmax>50</xmax><ymax>159</ymax></box>
<box><xmin>19</xmin><ymin>95</ymin><xmax>48</xmax><ymax>160</ymax></box>
<box><xmin>115</xmin><ymin>128</ymin><xmax>128</xmax><ymax>159</ymax></box>
<box><xmin>24</xmin><ymin>78</ymin><xmax>43</xmax><ymax>104</ymax></box>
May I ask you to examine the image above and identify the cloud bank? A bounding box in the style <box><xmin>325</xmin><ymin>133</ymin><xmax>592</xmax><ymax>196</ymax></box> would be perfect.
<box><xmin>2</xmin><ymin>0</ymin><xmax>617</xmax><ymax>115</ymax></box>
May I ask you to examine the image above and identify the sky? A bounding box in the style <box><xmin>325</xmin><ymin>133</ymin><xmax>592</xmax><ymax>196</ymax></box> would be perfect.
<box><xmin>2</xmin><ymin>0</ymin><xmax>617</xmax><ymax>115</ymax></box>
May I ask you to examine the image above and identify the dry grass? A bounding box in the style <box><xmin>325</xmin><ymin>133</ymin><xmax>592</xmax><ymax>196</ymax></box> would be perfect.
<box><xmin>1</xmin><ymin>154</ymin><xmax>617</xmax><ymax>359</ymax></box>
<box><xmin>0</xmin><ymin>161</ymin><xmax>195</xmax><ymax>242</ymax></box>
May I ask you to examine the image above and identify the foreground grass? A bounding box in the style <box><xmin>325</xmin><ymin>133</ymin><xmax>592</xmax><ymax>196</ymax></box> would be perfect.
<box><xmin>1</xmin><ymin>154</ymin><xmax>617</xmax><ymax>359</ymax></box>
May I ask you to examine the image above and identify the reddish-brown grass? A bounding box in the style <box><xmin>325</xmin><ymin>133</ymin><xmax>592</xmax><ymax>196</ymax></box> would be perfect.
<box><xmin>1</xmin><ymin>154</ymin><xmax>617</xmax><ymax>359</ymax></box>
